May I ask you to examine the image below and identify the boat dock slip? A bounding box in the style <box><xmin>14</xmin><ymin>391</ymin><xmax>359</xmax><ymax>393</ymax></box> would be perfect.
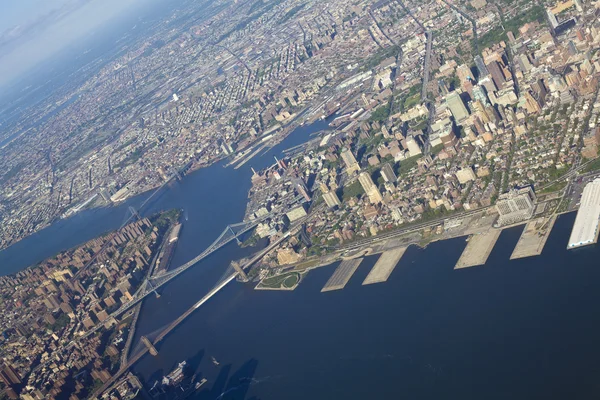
<box><xmin>510</xmin><ymin>216</ymin><xmax>556</xmax><ymax>260</ymax></box>
<box><xmin>454</xmin><ymin>229</ymin><xmax>501</xmax><ymax>269</ymax></box>
<box><xmin>322</xmin><ymin>258</ymin><xmax>363</xmax><ymax>292</ymax></box>
<box><xmin>362</xmin><ymin>247</ymin><xmax>407</xmax><ymax>285</ymax></box>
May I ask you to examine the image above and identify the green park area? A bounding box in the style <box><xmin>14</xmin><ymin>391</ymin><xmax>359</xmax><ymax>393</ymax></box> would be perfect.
<box><xmin>258</xmin><ymin>271</ymin><xmax>302</xmax><ymax>290</ymax></box>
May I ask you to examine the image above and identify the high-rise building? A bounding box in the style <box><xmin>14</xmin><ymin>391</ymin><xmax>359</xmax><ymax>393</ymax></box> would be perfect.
<box><xmin>341</xmin><ymin>148</ymin><xmax>360</xmax><ymax>173</ymax></box>
<box><xmin>486</xmin><ymin>61</ymin><xmax>507</xmax><ymax>89</ymax></box>
<box><xmin>323</xmin><ymin>191</ymin><xmax>342</xmax><ymax>208</ymax></box>
<box><xmin>406</xmin><ymin>136</ymin><xmax>422</xmax><ymax>157</ymax></box>
<box><xmin>380</xmin><ymin>163</ymin><xmax>397</xmax><ymax>183</ymax></box>
<box><xmin>456</xmin><ymin>64</ymin><xmax>473</xmax><ymax>85</ymax></box>
<box><xmin>446</xmin><ymin>91</ymin><xmax>470</xmax><ymax>123</ymax></box>
<box><xmin>474</xmin><ymin>55</ymin><xmax>489</xmax><ymax>78</ymax></box>
<box><xmin>0</xmin><ymin>364</ymin><xmax>21</xmax><ymax>386</ymax></box>
<box><xmin>358</xmin><ymin>172</ymin><xmax>384</xmax><ymax>204</ymax></box>
<box><xmin>295</xmin><ymin>179</ymin><xmax>312</xmax><ymax>202</ymax></box>
<box><xmin>547</xmin><ymin>9</ymin><xmax>559</xmax><ymax>29</ymax></box>
<box><xmin>472</xmin><ymin>85</ymin><xmax>490</xmax><ymax>106</ymax></box>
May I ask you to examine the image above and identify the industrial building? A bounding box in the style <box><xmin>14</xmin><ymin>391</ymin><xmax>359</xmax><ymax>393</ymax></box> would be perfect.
<box><xmin>495</xmin><ymin>187</ymin><xmax>536</xmax><ymax>226</ymax></box>
<box><xmin>568</xmin><ymin>179</ymin><xmax>600</xmax><ymax>249</ymax></box>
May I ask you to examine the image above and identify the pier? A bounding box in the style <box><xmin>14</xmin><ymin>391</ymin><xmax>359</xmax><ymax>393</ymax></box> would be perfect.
<box><xmin>321</xmin><ymin>258</ymin><xmax>363</xmax><ymax>292</ymax></box>
<box><xmin>510</xmin><ymin>216</ymin><xmax>556</xmax><ymax>260</ymax></box>
<box><xmin>455</xmin><ymin>229</ymin><xmax>501</xmax><ymax>269</ymax></box>
<box><xmin>363</xmin><ymin>247</ymin><xmax>407</xmax><ymax>285</ymax></box>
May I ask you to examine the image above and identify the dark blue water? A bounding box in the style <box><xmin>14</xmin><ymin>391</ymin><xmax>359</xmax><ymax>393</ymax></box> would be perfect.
<box><xmin>132</xmin><ymin>212</ymin><xmax>600</xmax><ymax>399</ymax></box>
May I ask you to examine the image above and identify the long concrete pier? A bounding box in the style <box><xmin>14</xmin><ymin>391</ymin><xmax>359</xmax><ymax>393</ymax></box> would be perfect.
<box><xmin>510</xmin><ymin>216</ymin><xmax>556</xmax><ymax>260</ymax></box>
<box><xmin>363</xmin><ymin>247</ymin><xmax>407</xmax><ymax>285</ymax></box>
<box><xmin>322</xmin><ymin>258</ymin><xmax>363</xmax><ymax>292</ymax></box>
<box><xmin>455</xmin><ymin>229</ymin><xmax>501</xmax><ymax>269</ymax></box>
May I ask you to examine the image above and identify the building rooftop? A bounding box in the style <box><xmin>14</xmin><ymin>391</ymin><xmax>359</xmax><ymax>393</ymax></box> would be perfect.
<box><xmin>568</xmin><ymin>179</ymin><xmax>600</xmax><ymax>249</ymax></box>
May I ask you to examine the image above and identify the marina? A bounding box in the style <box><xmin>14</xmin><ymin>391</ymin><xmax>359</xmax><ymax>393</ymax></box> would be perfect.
<box><xmin>321</xmin><ymin>258</ymin><xmax>363</xmax><ymax>292</ymax></box>
<box><xmin>454</xmin><ymin>229</ymin><xmax>501</xmax><ymax>269</ymax></box>
<box><xmin>362</xmin><ymin>247</ymin><xmax>407</xmax><ymax>285</ymax></box>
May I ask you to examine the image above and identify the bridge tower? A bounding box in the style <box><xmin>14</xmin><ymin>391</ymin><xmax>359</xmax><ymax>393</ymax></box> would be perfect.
<box><xmin>128</xmin><ymin>206</ymin><xmax>141</xmax><ymax>222</ymax></box>
<box><xmin>228</xmin><ymin>225</ymin><xmax>242</xmax><ymax>245</ymax></box>
<box><xmin>147</xmin><ymin>280</ymin><xmax>161</xmax><ymax>298</ymax></box>
<box><xmin>141</xmin><ymin>336</ymin><xmax>158</xmax><ymax>356</ymax></box>
<box><xmin>231</xmin><ymin>262</ymin><xmax>249</xmax><ymax>282</ymax></box>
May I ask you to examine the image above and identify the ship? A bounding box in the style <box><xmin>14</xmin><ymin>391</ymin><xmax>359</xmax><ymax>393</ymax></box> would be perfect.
<box><xmin>195</xmin><ymin>378</ymin><xmax>208</xmax><ymax>390</ymax></box>
<box><xmin>162</xmin><ymin>361</ymin><xmax>187</xmax><ymax>387</ymax></box>
<box><xmin>211</xmin><ymin>356</ymin><xmax>220</xmax><ymax>366</ymax></box>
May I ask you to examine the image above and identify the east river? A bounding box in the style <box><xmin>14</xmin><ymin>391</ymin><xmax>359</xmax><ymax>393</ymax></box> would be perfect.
<box><xmin>2</xmin><ymin>119</ymin><xmax>600</xmax><ymax>398</ymax></box>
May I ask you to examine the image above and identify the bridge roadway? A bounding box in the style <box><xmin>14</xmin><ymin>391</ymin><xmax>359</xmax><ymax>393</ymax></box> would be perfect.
<box><xmin>78</xmin><ymin>218</ymin><xmax>263</xmax><ymax>342</ymax></box>
<box><xmin>91</xmin><ymin>231</ymin><xmax>293</xmax><ymax>399</ymax></box>
<box><xmin>73</xmin><ymin>162</ymin><xmax>191</xmax><ymax>280</ymax></box>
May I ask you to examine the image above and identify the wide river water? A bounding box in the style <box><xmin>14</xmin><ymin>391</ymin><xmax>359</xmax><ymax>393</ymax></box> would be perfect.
<box><xmin>2</xmin><ymin>119</ymin><xmax>600</xmax><ymax>399</ymax></box>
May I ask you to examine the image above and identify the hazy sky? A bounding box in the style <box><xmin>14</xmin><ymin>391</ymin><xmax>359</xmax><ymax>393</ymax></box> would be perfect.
<box><xmin>0</xmin><ymin>0</ymin><xmax>69</xmax><ymax>32</ymax></box>
<box><xmin>0</xmin><ymin>0</ymin><xmax>149</xmax><ymax>88</ymax></box>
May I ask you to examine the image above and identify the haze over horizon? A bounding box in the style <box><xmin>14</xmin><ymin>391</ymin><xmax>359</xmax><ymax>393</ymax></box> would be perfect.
<box><xmin>0</xmin><ymin>0</ymin><xmax>158</xmax><ymax>89</ymax></box>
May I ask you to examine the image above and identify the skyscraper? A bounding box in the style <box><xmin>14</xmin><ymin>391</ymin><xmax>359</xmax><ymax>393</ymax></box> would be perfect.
<box><xmin>358</xmin><ymin>172</ymin><xmax>384</xmax><ymax>204</ymax></box>
<box><xmin>446</xmin><ymin>91</ymin><xmax>470</xmax><ymax>123</ymax></box>
<box><xmin>295</xmin><ymin>179</ymin><xmax>312</xmax><ymax>202</ymax></box>
<box><xmin>0</xmin><ymin>364</ymin><xmax>21</xmax><ymax>387</ymax></box>
<box><xmin>472</xmin><ymin>85</ymin><xmax>490</xmax><ymax>106</ymax></box>
<box><xmin>486</xmin><ymin>61</ymin><xmax>507</xmax><ymax>90</ymax></box>
<box><xmin>380</xmin><ymin>163</ymin><xmax>397</xmax><ymax>183</ymax></box>
<box><xmin>474</xmin><ymin>55</ymin><xmax>489</xmax><ymax>78</ymax></box>
<box><xmin>341</xmin><ymin>148</ymin><xmax>360</xmax><ymax>173</ymax></box>
<box><xmin>323</xmin><ymin>191</ymin><xmax>342</xmax><ymax>208</ymax></box>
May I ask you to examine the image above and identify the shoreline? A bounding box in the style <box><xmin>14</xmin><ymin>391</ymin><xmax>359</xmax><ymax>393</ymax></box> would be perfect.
<box><xmin>0</xmin><ymin>110</ymin><xmax>317</xmax><ymax>260</ymax></box>
<box><xmin>265</xmin><ymin>209</ymin><xmax>578</xmax><ymax>288</ymax></box>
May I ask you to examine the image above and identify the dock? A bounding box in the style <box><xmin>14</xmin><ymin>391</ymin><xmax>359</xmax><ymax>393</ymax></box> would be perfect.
<box><xmin>454</xmin><ymin>229</ymin><xmax>501</xmax><ymax>269</ymax></box>
<box><xmin>362</xmin><ymin>247</ymin><xmax>407</xmax><ymax>285</ymax></box>
<box><xmin>321</xmin><ymin>258</ymin><xmax>363</xmax><ymax>292</ymax></box>
<box><xmin>510</xmin><ymin>216</ymin><xmax>556</xmax><ymax>260</ymax></box>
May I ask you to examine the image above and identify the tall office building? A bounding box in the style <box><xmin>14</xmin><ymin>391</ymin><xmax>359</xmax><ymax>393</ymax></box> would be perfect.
<box><xmin>547</xmin><ymin>9</ymin><xmax>559</xmax><ymax>29</ymax></box>
<box><xmin>0</xmin><ymin>364</ymin><xmax>21</xmax><ymax>386</ymax></box>
<box><xmin>474</xmin><ymin>55</ymin><xmax>489</xmax><ymax>78</ymax></box>
<box><xmin>472</xmin><ymin>85</ymin><xmax>490</xmax><ymax>106</ymax></box>
<box><xmin>323</xmin><ymin>191</ymin><xmax>342</xmax><ymax>208</ymax></box>
<box><xmin>486</xmin><ymin>61</ymin><xmax>507</xmax><ymax>90</ymax></box>
<box><xmin>446</xmin><ymin>91</ymin><xmax>470</xmax><ymax>123</ymax></box>
<box><xmin>456</xmin><ymin>64</ymin><xmax>473</xmax><ymax>85</ymax></box>
<box><xmin>358</xmin><ymin>172</ymin><xmax>384</xmax><ymax>204</ymax></box>
<box><xmin>380</xmin><ymin>163</ymin><xmax>397</xmax><ymax>183</ymax></box>
<box><xmin>295</xmin><ymin>179</ymin><xmax>312</xmax><ymax>202</ymax></box>
<box><xmin>341</xmin><ymin>148</ymin><xmax>360</xmax><ymax>173</ymax></box>
<box><xmin>406</xmin><ymin>136</ymin><xmax>422</xmax><ymax>157</ymax></box>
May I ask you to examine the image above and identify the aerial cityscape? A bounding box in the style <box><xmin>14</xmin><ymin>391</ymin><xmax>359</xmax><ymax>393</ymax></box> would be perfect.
<box><xmin>1</xmin><ymin>0</ymin><xmax>600</xmax><ymax>398</ymax></box>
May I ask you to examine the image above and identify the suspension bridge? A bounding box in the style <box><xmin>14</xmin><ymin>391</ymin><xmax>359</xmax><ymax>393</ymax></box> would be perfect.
<box><xmin>90</xmin><ymin>226</ymin><xmax>297</xmax><ymax>399</ymax></box>
<box><xmin>79</xmin><ymin>217</ymin><xmax>266</xmax><ymax>340</ymax></box>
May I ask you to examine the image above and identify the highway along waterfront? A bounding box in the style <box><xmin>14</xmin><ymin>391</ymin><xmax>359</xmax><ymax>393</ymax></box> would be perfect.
<box><xmin>129</xmin><ymin>212</ymin><xmax>600</xmax><ymax>399</ymax></box>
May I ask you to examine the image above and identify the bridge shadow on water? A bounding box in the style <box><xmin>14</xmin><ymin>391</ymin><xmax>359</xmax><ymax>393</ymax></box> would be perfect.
<box><xmin>139</xmin><ymin>352</ymin><xmax>259</xmax><ymax>400</ymax></box>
